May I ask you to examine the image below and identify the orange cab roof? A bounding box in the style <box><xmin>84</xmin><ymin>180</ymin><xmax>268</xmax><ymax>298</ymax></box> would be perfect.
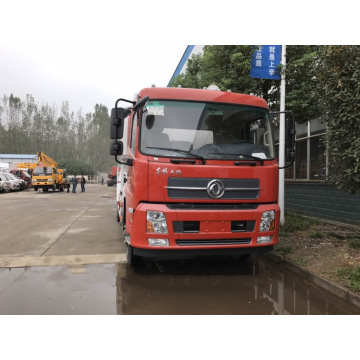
<box><xmin>137</xmin><ymin>87</ymin><xmax>268</xmax><ymax>109</ymax></box>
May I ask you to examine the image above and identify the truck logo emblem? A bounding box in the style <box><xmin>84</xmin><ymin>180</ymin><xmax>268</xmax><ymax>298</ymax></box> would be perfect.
<box><xmin>207</xmin><ymin>179</ymin><xmax>225</xmax><ymax>199</ymax></box>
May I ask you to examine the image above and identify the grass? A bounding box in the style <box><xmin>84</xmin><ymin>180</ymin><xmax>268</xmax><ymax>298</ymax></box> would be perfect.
<box><xmin>292</xmin><ymin>257</ymin><xmax>308</xmax><ymax>267</ymax></box>
<box><xmin>337</xmin><ymin>266</ymin><xmax>360</xmax><ymax>292</ymax></box>
<box><xmin>280</xmin><ymin>212</ymin><xmax>318</xmax><ymax>236</ymax></box>
<box><xmin>309</xmin><ymin>231</ymin><xmax>327</xmax><ymax>239</ymax></box>
<box><xmin>348</xmin><ymin>237</ymin><xmax>360</xmax><ymax>249</ymax></box>
<box><xmin>274</xmin><ymin>246</ymin><xmax>293</xmax><ymax>255</ymax></box>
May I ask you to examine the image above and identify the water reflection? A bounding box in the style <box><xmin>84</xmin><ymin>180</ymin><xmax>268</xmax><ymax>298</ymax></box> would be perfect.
<box><xmin>0</xmin><ymin>256</ymin><xmax>359</xmax><ymax>315</ymax></box>
<box><xmin>116</xmin><ymin>256</ymin><xmax>360</xmax><ymax>315</ymax></box>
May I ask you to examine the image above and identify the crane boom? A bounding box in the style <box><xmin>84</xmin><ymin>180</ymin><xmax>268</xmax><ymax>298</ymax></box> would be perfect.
<box><xmin>37</xmin><ymin>151</ymin><xmax>58</xmax><ymax>167</ymax></box>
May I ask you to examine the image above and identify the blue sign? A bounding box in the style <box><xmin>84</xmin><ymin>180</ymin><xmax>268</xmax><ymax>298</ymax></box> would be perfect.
<box><xmin>250</xmin><ymin>45</ymin><xmax>281</xmax><ymax>80</ymax></box>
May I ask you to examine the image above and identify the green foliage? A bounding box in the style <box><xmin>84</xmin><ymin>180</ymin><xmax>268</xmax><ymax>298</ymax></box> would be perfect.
<box><xmin>348</xmin><ymin>237</ymin><xmax>360</xmax><ymax>249</ymax></box>
<box><xmin>309</xmin><ymin>231</ymin><xmax>326</xmax><ymax>239</ymax></box>
<box><xmin>337</xmin><ymin>266</ymin><xmax>360</xmax><ymax>292</ymax></box>
<box><xmin>280</xmin><ymin>212</ymin><xmax>317</xmax><ymax>236</ymax></box>
<box><xmin>275</xmin><ymin>245</ymin><xmax>293</xmax><ymax>255</ymax></box>
<box><xmin>284</xmin><ymin>46</ymin><xmax>322</xmax><ymax>123</ymax></box>
<box><xmin>172</xmin><ymin>45</ymin><xmax>360</xmax><ymax>194</ymax></box>
<box><xmin>58</xmin><ymin>159</ymin><xmax>96</xmax><ymax>176</ymax></box>
<box><xmin>317</xmin><ymin>46</ymin><xmax>360</xmax><ymax>194</ymax></box>
<box><xmin>0</xmin><ymin>95</ymin><xmax>113</xmax><ymax>172</ymax></box>
<box><xmin>171</xmin><ymin>53</ymin><xmax>203</xmax><ymax>89</ymax></box>
<box><xmin>170</xmin><ymin>45</ymin><xmax>321</xmax><ymax>120</ymax></box>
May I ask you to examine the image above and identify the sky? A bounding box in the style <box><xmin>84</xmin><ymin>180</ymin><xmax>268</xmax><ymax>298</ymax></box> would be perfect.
<box><xmin>0</xmin><ymin>1</ymin><xmax>190</xmax><ymax>115</ymax></box>
<box><xmin>0</xmin><ymin>1</ymin><xmax>355</xmax><ymax>117</ymax></box>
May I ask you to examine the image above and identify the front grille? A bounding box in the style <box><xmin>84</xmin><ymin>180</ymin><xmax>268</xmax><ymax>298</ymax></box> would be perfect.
<box><xmin>167</xmin><ymin>203</ymin><xmax>258</xmax><ymax>210</ymax></box>
<box><xmin>173</xmin><ymin>220</ymin><xmax>256</xmax><ymax>233</ymax></box>
<box><xmin>176</xmin><ymin>238</ymin><xmax>251</xmax><ymax>246</ymax></box>
<box><xmin>167</xmin><ymin>178</ymin><xmax>260</xmax><ymax>200</ymax></box>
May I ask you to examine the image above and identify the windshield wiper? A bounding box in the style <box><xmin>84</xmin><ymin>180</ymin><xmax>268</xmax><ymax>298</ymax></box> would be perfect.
<box><xmin>209</xmin><ymin>152</ymin><xmax>265</xmax><ymax>165</ymax></box>
<box><xmin>147</xmin><ymin>147</ymin><xmax>206</xmax><ymax>164</ymax></box>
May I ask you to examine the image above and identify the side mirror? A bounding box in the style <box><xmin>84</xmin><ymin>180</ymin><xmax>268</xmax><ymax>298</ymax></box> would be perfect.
<box><xmin>110</xmin><ymin>141</ymin><xmax>124</xmax><ymax>156</ymax></box>
<box><xmin>285</xmin><ymin>117</ymin><xmax>296</xmax><ymax>164</ymax></box>
<box><xmin>110</xmin><ymin>108</ymin><xmax>125</xmax><ymax>140</ymax></box>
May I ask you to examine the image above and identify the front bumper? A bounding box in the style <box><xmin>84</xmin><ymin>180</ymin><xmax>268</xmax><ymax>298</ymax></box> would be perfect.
<box><xmin>129</xmin><ymin>203</ymin><xmax>280</xmax><ymax>257</ymax></box>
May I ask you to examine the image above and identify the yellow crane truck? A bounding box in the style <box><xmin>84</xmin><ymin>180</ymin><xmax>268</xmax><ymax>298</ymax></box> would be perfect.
<box><xmin>17</xmin><ymin>152</ymin><xmax>66</xmax><ymax>192</ymax></box>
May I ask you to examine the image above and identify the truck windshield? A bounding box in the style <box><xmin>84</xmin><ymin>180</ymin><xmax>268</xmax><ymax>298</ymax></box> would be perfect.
<box><xmin>33</xmin><ymin>167</ymin><xmax>53</xmax><ymax>176</ymax></box>
<box><xmin>140</xmin><ymin>100</ymin><xmax>275</xmax><ymax>161</ymax></box>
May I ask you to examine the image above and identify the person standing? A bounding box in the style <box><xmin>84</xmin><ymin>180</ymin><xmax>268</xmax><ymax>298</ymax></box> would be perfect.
<box><xmin>81</xmin><ymin>175</ymin><xmax>86</xmax><ymax>192</ymax></box>
<box><xmin>72</xmin><ymin>175</ymin><xmax>77</xmax><ymax>193</ymax></box>
<box><xmin>65</xmin><ymin>176</ymin><xmax>71</xmax><ymax>193</ymax></box>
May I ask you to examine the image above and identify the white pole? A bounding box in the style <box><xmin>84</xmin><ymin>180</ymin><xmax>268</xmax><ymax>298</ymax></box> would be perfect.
<box><xmin>279</xmin><ymin>45</ymin><xmax>286</xmax><ymax>225</ymax></box>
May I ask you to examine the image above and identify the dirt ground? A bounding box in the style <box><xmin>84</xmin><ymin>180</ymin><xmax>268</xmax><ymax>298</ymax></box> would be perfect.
<box><xmin>274</xmin><ymin>214</ymin><xmax>360</xmax><ymax>294</ymax></box>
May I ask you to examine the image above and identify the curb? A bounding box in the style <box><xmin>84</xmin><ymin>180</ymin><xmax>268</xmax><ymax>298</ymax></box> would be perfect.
<box><xmin>0</xmin><ymin>254</ymin><xmax>127</xmax><ymax>268</ymax></box>
<box><xmin>264</xmin><ymin>252</ymin><xmax>360</xmax><ymax>308</ymax></box>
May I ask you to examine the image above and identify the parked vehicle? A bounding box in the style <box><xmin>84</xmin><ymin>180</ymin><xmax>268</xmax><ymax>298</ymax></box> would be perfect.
<box><xmin>5</xmin><ymin>172</ymin><xmax>26</xmax><ymax>190</ymax></box>
<box><xmin>0</xmin><ymin>174</ymin><xmax>12</xmax><ymax>192</ymax></box>
<box><xmin>18</xmin><ymin>152</ymin><xmax>66</xmax><ymax>192</ymax></box>
<box><xmin>110</xmin><ymin>86</ymin><xmax>296</xmax><ymax>265</ymax></box>
<box><xmin>0</xmin><ymin>172</ymin><xmax>20</xmax><ymax>191</ymax></box>
<box><xmin>11</xmin><ymin>169</ymin><xmax>32</xmax><ymax>188</ymax></box>
<box><xmin>107</xmin><ymin>166</ymin><xmax>117</xmax><ymax>186</ymax></box>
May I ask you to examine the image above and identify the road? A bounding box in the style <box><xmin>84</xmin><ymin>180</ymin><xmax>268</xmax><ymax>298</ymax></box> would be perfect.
<box><xmin>0</xmin><ymin>184</ymin><xmax>127</xmax><ymax>267</ymax></box>
<box><xmin>1</xmin><ymin>184</ymin><xmax>359</xmax><ymax>315</ymax></box>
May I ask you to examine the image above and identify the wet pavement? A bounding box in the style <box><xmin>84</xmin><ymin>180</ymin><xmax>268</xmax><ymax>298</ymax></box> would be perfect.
<box><xmin>1</xmin><ymin>255</ymin><xmax>359</xmax><ymax>315</ymax></box>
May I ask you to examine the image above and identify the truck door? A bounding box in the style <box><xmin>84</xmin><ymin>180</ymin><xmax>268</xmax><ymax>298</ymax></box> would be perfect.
<box><xmin>126</xmin><ymin>112</ymin><xmax>138</xmax><ymax>228</ymax></box>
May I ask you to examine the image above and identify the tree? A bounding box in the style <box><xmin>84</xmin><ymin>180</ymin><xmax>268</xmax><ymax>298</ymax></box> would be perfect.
<box><xmin>58</xmin><ymin>159</ymin><xmax>96</xmax><ymax>176</ymax></box>
<box><xmin>317</xmin><ymin>45</ymin><xmax>360</xmax><ymax>194</ymax></box>
<box><xmin>170</xmin><ymin>45</ymin><xmax>322</xmax><ymax>123</ymax></box>
<box><xmin>171</xmin><ymin>53</ymin><xmax>203</xmax><ymax>89</ymax></box>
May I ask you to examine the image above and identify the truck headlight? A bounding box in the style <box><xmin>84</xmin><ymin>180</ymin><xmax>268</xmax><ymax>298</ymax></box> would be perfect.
<box><xmin>32</xmin><ymin>179</ymin><xmax>36</xmax><ymax>183</ymax></box>
<box><xmin>259</xmin><ymin>211</ymin><xmax>275</xmax><ymax>232</ymax></box>
<box><xmin>147</xmin><ymin>211</ymin><xmax>168</xmax><ymax>233</ymax></box>
<box><xmin>48</xmin><ymin>179</ymin><xmax>53</xmax><ymax>182</ymax></box>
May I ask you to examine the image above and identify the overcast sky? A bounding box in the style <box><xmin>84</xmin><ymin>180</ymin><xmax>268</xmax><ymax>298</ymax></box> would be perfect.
<box><xmin>0</xmin><ymin>1</ymin><xmax>190</xmax><ymax>115</ymax></box>
<box><xmin>0</xmin><ymin>1</ymin><xmax>353</xmax><ymax>116</ymax></box>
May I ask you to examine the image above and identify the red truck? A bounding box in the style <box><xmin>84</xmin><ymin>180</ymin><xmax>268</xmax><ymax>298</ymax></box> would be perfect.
<box><xmin>107</xmin><ymin>166</ymin><xmax>117</xmax><ymax>186</ymax></box>
<box><xmin>110</xmin><ymin>86</ymin><xmax>295</xmax><ymax>265</ymax></box>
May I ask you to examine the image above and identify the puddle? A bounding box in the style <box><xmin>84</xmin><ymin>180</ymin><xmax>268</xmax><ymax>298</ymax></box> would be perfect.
<box><xmin>1</xmin><ymin>256</ymin><xmax>359</xmax><ymax>315</ymax></box>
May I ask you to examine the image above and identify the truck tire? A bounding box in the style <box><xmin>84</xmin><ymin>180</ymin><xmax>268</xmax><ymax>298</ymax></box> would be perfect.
<box><xmin>127</xmin><ymin>245</ymin><xmax>141</xmax><ymax>267</ymax></box>
<box><xmin>116</xmin><ymin>208</ymin><xmax>120</xmax><ymax>222</ymax></box>
<box><xmin>34</xmin><ymin>187</ymin><xmax>38</xmax><ymax>191</ymax></box>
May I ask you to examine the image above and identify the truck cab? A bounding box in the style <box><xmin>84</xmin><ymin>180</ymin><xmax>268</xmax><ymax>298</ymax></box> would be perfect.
<box><xmin>111</xmin><ymin>86</ymin><xmax>294</xmax><ymax>265</ymax></box>
<box><xmin>31</xmin><ymin>152</ymin><xmax>65</xmax><ymax>192</ymax></box>
<box><xmin>32</xmin><ymin>166</ymin><xmax>64</xmax><ymax>192</ymax></box>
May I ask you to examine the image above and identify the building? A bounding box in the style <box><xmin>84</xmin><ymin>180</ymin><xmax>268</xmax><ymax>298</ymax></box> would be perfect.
<box><xmin>0</xmin><ymin>154</ymin><xmax>38</xmax><ymax>171</ymax></box>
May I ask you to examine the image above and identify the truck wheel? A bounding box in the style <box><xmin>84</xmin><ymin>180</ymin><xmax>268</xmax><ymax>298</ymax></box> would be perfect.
<box><xmin>116</xmin><ymin>209</ymin><xmax>120</xmax><ymax>222</ymax></box>
<box><xmin>127</xmin><ymin>245</ymin><xmax>141</xmax><ymax>267</ymax></box>
<box><xmin>34</xmin><ymin>187</ymin><xmax>38</xmax><ymax>191</ymax></box>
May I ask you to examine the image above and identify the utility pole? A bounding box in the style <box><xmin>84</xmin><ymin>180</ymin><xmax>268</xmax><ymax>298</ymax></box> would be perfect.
<box><xmin>279</xmin><ymin>45</ymin><xmax>286</xmax><ymax>225</ymax></box>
